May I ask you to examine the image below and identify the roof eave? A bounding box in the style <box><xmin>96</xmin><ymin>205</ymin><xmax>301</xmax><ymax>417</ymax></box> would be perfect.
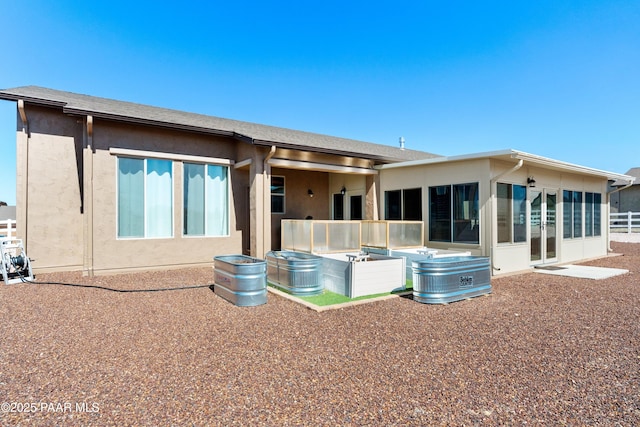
<box><xmin>4</xmin><ymin>92</ymin><xmax>414</xmax><ymax>161</ymax></box>
<box><xmin>63</xmin><ymin>106</ymin><xmax>239</xmax><ymax>139</ymax></box>
<box><xmin>251</xmin><ymin>139</ymin><xmax>419</xmax><ymax>163</ymax></box>
<box><xmin>0</xmin><ymin>92</ymin><xmax>67</xmax><ymax>108</ymax></box>
<box><xmin>377</xmin><ymin>148</ymin><xmax>635</xmax><ymax>183</ymax></box>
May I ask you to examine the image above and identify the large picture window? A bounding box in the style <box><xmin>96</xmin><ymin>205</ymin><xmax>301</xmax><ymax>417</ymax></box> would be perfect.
<box><xmin>183</xmin><ymin>163</ymin><xmax>229</xmax><ymax>236</ymax></box>
<box><xmin>118</xmin><ymin>157</ymin><xmax>173</xmax><ymax>238</ymax></box>
<box><xmin>384</xmin><ymin>188</ymin><xmax>422</xmax><ymax>220</ymax></box>
<box><xmin>385</xmin><ymin>190</ymin><xmax>402</xmax><ymax>220</ymax></box>
<box><xmin>429</xmin><ymin>183</ymin><xmax>479</xmax><ymax>244</ymax></box>
<box><xmin>497</xmin><ymin>183</ymin><xmax>527</xmax><ymax>243</ymax></box>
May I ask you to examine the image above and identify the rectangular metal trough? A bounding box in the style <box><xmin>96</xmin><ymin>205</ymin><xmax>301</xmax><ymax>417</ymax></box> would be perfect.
<box><xmin>213</xmin><ymin>255</ymin><xmax>267</xmax><ymax>306</ymax></box>
<box><xmin>364</xmin><ymin>247</ymin><xmax>472</xmax><ymax>286</ymax></box>
<box><xmin>266</xmin><ymin>251</ymin><xmax>323</xmax><ymax>296</ymax></box>
<box><xmin>412</xmin><ymin>256</ymin><xmax>491</xmax><ymax>304</ymax></box>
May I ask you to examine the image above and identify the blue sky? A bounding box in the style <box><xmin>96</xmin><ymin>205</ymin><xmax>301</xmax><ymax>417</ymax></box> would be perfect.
<box><xmin>1</xmin><ymin>0</ymin><xmax>639</xmax><ymax>205</ymax></box>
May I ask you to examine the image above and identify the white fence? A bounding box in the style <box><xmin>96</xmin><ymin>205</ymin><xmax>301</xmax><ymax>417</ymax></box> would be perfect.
<box><xmin>0</xmin><ymin>219</ymin><xmax>16</xmax><ymax>238</ymax></box>
<box><xmin>610</xmin><ymin>211</ymin><xmax>640</xmax><ymax>233</ymax></box>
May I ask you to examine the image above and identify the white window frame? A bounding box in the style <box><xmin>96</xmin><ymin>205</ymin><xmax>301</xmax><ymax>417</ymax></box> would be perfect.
<box><xmin>116</xmin><ymin>156</ymin><xmax>174</xmax><ymax>239</ymax></box>
<box><xmin>497</xmin><ymin>182</ymin><xmax>527</xmax><ymax>244</ymax></box>
<box><xmin>111</xmin><ymin>148</ymin><xmax>234</xmax><ymax>240</ymax></box>
<box><xmin>183</xmin><ymin>162</ymin><xmax>230</xmax><ymax>237</ymax></box>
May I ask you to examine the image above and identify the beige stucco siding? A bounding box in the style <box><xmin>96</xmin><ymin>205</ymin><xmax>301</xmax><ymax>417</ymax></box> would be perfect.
<box><xmin>328</xmin><ymin>174</ymin><xmax>368</xmax><ymax>219</ymax></box>
<box><xmin>15</xmin><ymin>107</ymin><xmax>252</xmax><ymax>274</ymax></box>
<box><xmin>379</xmin><ymin>158</ymin><xmax>610</xmax><ymax>276</ymax></box>
<box><xmin>611</xmin><ymin>186</ymin><xmax>640</xmax><ymax>213</ymax></box>
<box><xmin>270</xmin><ymin>168</ymin><xmax>330</xmax><ymax>249</ymax></box>
<box><xmin>490</xmin><ymin>162</ymin><xmax>609</xmax><ymax>274</ymax></box>
<box><xmin>12</xmin><ymin>98</ymin><xmax>615</xmax><ymax>276</ymax></box>
<box><xmin>21</xmin><ymin>107</ymin><xmax>84</xmax><ymax>271</ymax></box>
<box><xmin>379</xmin><ymin>159</ymin><xmax>491</xmax><ymax>253</ymax></box>
<box><xmin>88</xmin><ymin>121</ymin><xmax>245</xmax><ymax>273</ymax></box>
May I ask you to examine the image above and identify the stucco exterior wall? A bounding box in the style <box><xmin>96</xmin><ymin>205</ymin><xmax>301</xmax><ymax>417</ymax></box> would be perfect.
<box><xmin>329</xmin><ymin>174</ymin><xmax>368</xmax><ymax>220</ymax></box>
<box><xmin>89</xmin><ymin>120</ymin><xmax>245</xmax><ymax>273</ymax></box>
<box><xmin>380</xmin><ymin>158</ymin><xmax>610</xmax><ymax>276</ymax></box>
<box><xmin>13</xmin><ymin>102</ymin><xmax>614</xmax><ymax>277</ymax></box>
<box><xmin>491</xmin><ymin>162</ymin><xmax>608</xmax><ymax>274</ymax></box>
<box><xmin>270</xmin><ymin>168</ymin><xmax>329</xmax><ymax>249</ymax></box>
<box><xmin>15</xmin><ymin>104</ymin><xmax>386</xmax><ymax>273</ymax></box>
<box><xmin>20</xmin><ymin>106</ymin><xmax>84</xmax><ymax>271</ymax></box>
<box><xmin>379</xmin><ymin>158</ymin><xmax>491</xmax><ymax>255</ymax></box>
<box><xmin>611</xmin><ymin>186</ymin><xmax>640</xmax><ymax>213</ymax></box>
<box><xmin>18</xmin><ymin>106</ymin><xmax>250</xmax><ymax>274</ymax></box>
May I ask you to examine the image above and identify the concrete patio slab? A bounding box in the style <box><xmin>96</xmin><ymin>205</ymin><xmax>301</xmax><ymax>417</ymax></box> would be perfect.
<box><xmin>534</xmin><ymin>264</ymin><xmax>629</xmax><ymax>280</ymax></box>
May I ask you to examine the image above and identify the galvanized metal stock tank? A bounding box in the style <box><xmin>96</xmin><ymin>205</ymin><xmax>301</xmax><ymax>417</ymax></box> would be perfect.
<box><xmin>266</xmin><ymin>251</ymin><xmax>323</xmax><ymax>296</ymax></box>
<box><xmin>412</xmin><ymin>256</ymin><xmax>491</xmax><ymax>304</ymax></box>
<box><xmin>213</xmin><ymin>255</ymin><xmax>267</xmax><ymax>306</ymax></box>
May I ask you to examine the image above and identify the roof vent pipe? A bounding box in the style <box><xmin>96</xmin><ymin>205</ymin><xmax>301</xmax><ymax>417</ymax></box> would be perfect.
<box><xmin>399</xmin><ymin>137</ymin><xmax>405</xmax><ymax>150</ymax></box>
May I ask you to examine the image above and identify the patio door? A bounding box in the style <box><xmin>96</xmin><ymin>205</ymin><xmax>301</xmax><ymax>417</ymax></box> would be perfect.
<box><xmin>350</xmin><ymin>195</ymin><xmax>363</xmax><ymax>220</ymax></box>
<box><xmin>333</xmin><ymin>193</ymin><xmax>344</xmax><ymax>220</ymax></box>
<box><xmin>530</xmin><ymin>189</ymin><xmax>558</xmax><ymax>265</ymax></box>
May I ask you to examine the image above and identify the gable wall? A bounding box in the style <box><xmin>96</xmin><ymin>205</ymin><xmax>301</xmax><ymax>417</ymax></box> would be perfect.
<box><xmin>19</xmin><ymin>106</ymin><xmax>250</xmax><ymax>274</ymax></box>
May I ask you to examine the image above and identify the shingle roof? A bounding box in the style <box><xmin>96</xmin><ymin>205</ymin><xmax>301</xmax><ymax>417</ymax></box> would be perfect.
<box><xmin>0</xmin><ymin>86</ymin><xmax>439</xmax><ymax>163</ymax></box>
<box><xmin>612</xmin><ymin>167</ymin><xmax>640</xmax><ymax>186</ymax></box>
<box><xmin>623</xmin><ymin>167</ymin><xmax>640</xmax><ymax>179</ymax></box>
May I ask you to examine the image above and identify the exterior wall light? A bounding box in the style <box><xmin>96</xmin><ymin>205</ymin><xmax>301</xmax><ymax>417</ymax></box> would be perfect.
<box><xmin>308</xmin><ymin>189</ymin><xmax>314</xmax><ymax>197</ymax></box>
<box><xmin>527</xmin><ymin>177</ymin><xmax>536</xmax><ymax>188</ymax></box>
<box><xmin>341</xmin><ymin>186</ymin><xmax>346</xmax><ymax>195</ymax></box>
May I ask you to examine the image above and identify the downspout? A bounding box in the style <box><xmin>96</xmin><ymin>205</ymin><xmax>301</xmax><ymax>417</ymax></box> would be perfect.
<box><xmin>262</xmin><ymin>146</ymin><xmax>276</xmax><ymax>257</ymax></box>
<box><xmin>606</xmin><ymin>179</ymin><xmax>635</xmax><ymax>251</ymax></box>
<box><xmin>489</xmin><ymin>159</ymin><xmax>524</xmax><ymax>272</ymax></box>
<box><xmin>18</xmin><ymin>99</ymin><xmax>28</xmax><ymax>126</ymax></box>
<box><xmin>83</xmin><ymin>116</ymin><xmax>94</xmax><ymax>276</ymax></box>
<box><xmin>607</xmin><ymin>181</ymin><xmax>634</xmax><ymax>195</ymax></box>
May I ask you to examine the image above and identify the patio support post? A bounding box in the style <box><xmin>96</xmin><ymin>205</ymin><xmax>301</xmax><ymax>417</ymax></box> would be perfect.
<box><xmin>249</xmin><ymin>146</ymin><xmax>275</xmax><ymax>258</ymax></box>
<box><xmin>366</xmin><ymin>174</ymin><xmax>379</xmax><ymax>220</ymax></box>
<box><xmin>262</xmin><ymin>146</ymin><xmax>276</xmax><ymax>257</ymax></box>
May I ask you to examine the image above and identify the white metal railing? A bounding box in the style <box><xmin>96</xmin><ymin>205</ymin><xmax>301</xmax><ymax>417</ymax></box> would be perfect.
<box><xmin>610</xmin><ymin>211</ymin><xmax>640</xmax><ymax>233</ymax></box>
<box><xmin>0</xmin><ymin>219</ymin><xmax>16</xmax><ymax>238</ymax></box>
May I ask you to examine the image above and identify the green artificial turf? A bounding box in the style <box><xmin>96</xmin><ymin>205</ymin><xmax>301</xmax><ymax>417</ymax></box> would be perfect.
<box><xmin>297</xmin><ymin>283</ymin><xmax>413</xmax><ymax>307</ymax></box>
<box><xmin>268</xmin><ymin>279</ymin><xmax>413</xmax><ymax>307</ymax></box>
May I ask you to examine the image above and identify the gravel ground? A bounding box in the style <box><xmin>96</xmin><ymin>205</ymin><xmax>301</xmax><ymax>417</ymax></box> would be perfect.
<box><xmin>1</xmin><ymin>243</ymin><xmax>639</xmax><ymax>426</ymax></box>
